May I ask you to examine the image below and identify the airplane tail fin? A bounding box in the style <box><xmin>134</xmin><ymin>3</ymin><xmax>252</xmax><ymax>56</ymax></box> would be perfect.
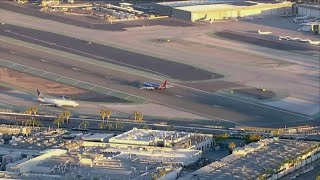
<box><xmin>37</xmin><ymin>89</ymin><xmax>44</xmax><ymax>99</ymax></box>
<box><xmin>160</xmin><ymin>80</ymin><xmax>167</xmax><ymax>89</ymax></box>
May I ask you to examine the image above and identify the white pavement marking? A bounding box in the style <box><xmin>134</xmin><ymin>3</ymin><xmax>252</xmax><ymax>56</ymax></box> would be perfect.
<box><xmin>106</xmin><ymin>90</ymin><xmax>114</xmax><ymax>95</ymax></box>
<box><xmin>175</xmin><ymin>95</ymin><xmax>183</xmax><ymax>98</ymax></box>
<box><xmin>40</xmin><ymin>72</ymin><xmax>48</xmax><ymax>76</ymax></box>
<box><xmin>0</xmin><ymin>35</ymin><xmax>313</xmax><ymax>120</ymax></box>
<box><xmin>56</xmin><ymin>77</ymin><xmax>63</xmax><ymax>81</ymax></box>
<box><xmin>6</xmin><ymin>31</ymin><xmax>170</xmax><ymax>77</ymax></box>
<box><xmin>73</xmin><ymin>81</ymin><xmax>79</xmax><ymax>85</ymax></box>
<box><xmin>9</xmin><ymin>63</ymin><xmax>17</xmax><ymax>67</ymax></box>
<box><xmin>23</xmin><ymin>68</ymin><xmax>30</xmax><ymax>72</ymax></box>
<box><xmin>89</xmin><ymin>85</ymin><xmax>97</xmax><ymax>90</ymax></box>
<box><xmin>124</xmin><ymin>96</ymin><xmax>130</xmax><ymax>99</ymax></box>
<box><xmin>0</xmin><ymin>58</ymin><xmax>244</xmax><ymax>126</ymax></box>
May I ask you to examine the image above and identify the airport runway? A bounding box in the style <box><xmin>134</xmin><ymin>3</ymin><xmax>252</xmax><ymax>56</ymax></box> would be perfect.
<box><xmin>0</xmin><ymin>24</ymin><xmax>215</xmax><ymax>81</ymax></box>
<box><xmin>0</xmin><ymin>36</ymin><xmax>315</xmax><ymax>128</ymax></box>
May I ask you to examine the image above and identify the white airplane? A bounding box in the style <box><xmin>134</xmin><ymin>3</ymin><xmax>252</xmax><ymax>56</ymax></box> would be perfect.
<box><xmin>36</xmin><ymin>89</ymin><xmax>79</xmax><ymax>107</ymax></box>
<box><xmin>308</xmin><ymin>40</ymin><xmax>320</xmax><ymax>46</ymax></box>
<box><xmin>140</xmin><ymin>80</ymin><xmax>172</xmax><ymax>90</ymax></box>
<box><xmin>278</xmin><ymin>36</ymin><xmax>291</xmax><ymax>41</ymax></box>
<box><xmin>258</xmin><ymin>30</ymin><xmax>272</xmax><ymax>35</ymax></box>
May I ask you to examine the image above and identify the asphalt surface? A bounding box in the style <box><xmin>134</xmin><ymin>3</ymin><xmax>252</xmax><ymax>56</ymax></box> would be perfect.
<box><xmin>0</xmin><ymin>24</ymin><xmax>215</xmax><ymax>81</ymax></box>
<box><xmin>0</xmin><ymin>38</ymin><xmax>315</xmax><ymax>128</ymax></box>
<box><xmin>0</xmin><ymin>1</ymin><xmax>194</xmax><ymax>31</ymax></box>
<box><xmin>215</xmin><ymin>31</ymin><xmax>320</xmax><ymax>52</ymax></box>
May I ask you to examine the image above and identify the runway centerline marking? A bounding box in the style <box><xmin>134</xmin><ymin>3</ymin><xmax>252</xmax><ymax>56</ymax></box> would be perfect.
<box><xmin>0</xmin><ymin>35</ymin><xmax>313</xmax><ymax>120</ymax></box>
<box><xmin>5</xmin><ymin>31</ymin><xmax>170</xmax><ymax>78</ymax></box>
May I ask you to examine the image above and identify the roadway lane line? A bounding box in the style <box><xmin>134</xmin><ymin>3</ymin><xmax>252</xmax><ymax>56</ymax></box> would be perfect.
<box><xmin>5</xmin><ymin>31</ymin><xmax>171</xmax><ymax>78</ymax></box>
<box><xmin>0</xmin><ymin>58</ymin><xmax>244</xmax><ymax>126</ymax></box>
<box><xmin>0</xmin><ymin>36</ymin><xmax>313</xmax><ymax>120</ymax></box>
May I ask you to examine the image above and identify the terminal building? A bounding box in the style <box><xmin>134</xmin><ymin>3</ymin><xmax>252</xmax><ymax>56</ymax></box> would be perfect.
<box><xmin>155</xmin><ymin>0</ymin><xmax>293</xmax><ymax>22</ymax></box>
<box><xmin>109</xmin><ymin>127</ymin><xmax>213</xmax><ymax>151</ymax></box>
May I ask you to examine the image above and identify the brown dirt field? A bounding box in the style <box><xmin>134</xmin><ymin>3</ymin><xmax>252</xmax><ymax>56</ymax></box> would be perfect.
<box><xmin>0</xmin><ymin>68</ymin><xmax>86</xmax><ymax>95</ymax></box>
<box><xmin>0</xmin><ymin>68</ymin><xmax>130</xmax><ymax>103</ymax></box>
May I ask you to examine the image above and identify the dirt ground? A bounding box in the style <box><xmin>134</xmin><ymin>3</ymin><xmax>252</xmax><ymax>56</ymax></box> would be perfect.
<box><xmin>0</xmin><ymin>68</ymin><xmax>128</xmax><ymax>102</ymax></box>
<box><xmin>234</xmin><ymin>88</ymin><xmax>276</xmax><ymax>100</ymax></box>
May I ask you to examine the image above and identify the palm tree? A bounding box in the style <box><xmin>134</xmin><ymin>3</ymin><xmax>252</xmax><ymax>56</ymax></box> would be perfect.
<box><xmin>106</xmin><ymin>123</ymin><xmax>113</xmax><ymax>131</ymax></box>
<box><xmin>136</xmin><ymin>113</ymin><xmax>143</xmax><ymax>124</ymax></box>
<box><xmin>98</xmin><ymin>122</ymin><xmax>106</xmax><ymax>129</ymax></box>
<box><xmin>64</xmin><ymin>111</ymin><xmax>71</xmax><ymax>123</ymax></box>
<box><xmin>80</xmin><ymin>121</ymin><xmax>89</xmax><ymax>129</ymax></box>
<box><xmin>166</xmin><ymin>124</ymin><xmax>175</xmax><ymax>131</ymax></box>
<box><xmin>106</xmin><ymin>109</ymin><xmax>112</xmax><ymax>124</ymax></box>
<box><xmin>114</xmin><ymin>120</ymin><xmax>124</xmax><ymax>130</ymax></box>
<box><xmin>59</xmin><ymin>112</ymin><xmax>65</xmax><ymax>124</ymax></box>
<box><xmin>53</xmin><ymin>118</ymin><xmax>62</xmax><ymax>129</ymax></box>
<box><xmin>100</xmin><ymin>109</ymin><xmax>107</xmax><ymax>124</ymax></box>
<box><xmin>133</xmin><ymin>111</ymin><xmax>138</xmax><ymax>120</ymax></box>
<box><xmin>228</xmin><ymin>142</ymin><xmax>236</xmax><ymax>150</ymax></box>
<box><xmin>31</xmin><ymin>106</ymin><xmax>38</xmax><ymax>116</ymax></box>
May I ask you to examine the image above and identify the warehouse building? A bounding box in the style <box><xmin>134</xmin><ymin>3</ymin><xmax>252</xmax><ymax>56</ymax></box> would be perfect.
<box><xmin>155</xmin><ymin>0</ymin><xmax>293</xmax><ymax>22</ymax></box>
<box><xmin>295</xmin><ymin>4</ymin><xmax>320</xmax><ymax>18</ymax></box>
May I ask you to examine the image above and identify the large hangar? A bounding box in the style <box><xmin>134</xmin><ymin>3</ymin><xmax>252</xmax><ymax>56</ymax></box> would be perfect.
<box><xmin>155</xmin><ymin>0</ymin><xmax>293</xmax><ymax>22</ymax></box>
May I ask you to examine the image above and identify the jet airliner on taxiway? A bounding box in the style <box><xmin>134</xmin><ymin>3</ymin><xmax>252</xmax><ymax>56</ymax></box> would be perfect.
<box><xmin>36</xmin><ymin>89</ymin><xmax>79</xmax><ymax>107</ymax></box>
<box><xmin>140</xmin><ymin>80</ymin><xmax>172</xmax><ymax>90</ymax></box>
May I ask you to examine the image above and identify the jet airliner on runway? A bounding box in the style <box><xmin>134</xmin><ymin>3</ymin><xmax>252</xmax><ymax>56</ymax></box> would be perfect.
<box><xmin>36</xmin><ymin>89</ymin><xmax>79</xmax><ymax>107</ymax></box>
<box><xmin>140</xmin><ymin>80</ymin><xmax>172</xmax><ymax>90</ymax></box>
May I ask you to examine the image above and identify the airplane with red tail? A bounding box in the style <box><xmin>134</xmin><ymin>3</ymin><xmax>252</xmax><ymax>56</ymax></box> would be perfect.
<box><xmin>140</xmin><ymin>80</ymin><xmax>172</xmax><ymax>90</ymax></box>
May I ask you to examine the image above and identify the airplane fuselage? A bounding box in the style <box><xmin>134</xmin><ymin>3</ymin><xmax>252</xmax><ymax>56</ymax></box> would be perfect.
<box><xmin>38</xmin><ymin>97</ymin><xmax>79</xmax><ymax>107</ymax></box>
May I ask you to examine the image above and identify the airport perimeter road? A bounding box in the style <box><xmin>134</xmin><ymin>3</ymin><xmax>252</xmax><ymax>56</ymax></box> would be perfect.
<box><xmin>0</xmin><ymin>39</ymin><xmax>315</xmax><ymax>128</ymax></box>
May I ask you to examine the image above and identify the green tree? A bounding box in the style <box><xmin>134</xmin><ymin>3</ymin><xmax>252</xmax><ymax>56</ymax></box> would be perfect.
<box><xmin>245</xmin><ymin>134</ymin><xmax>262</xmax><ymax>144</ymax></box>
<box><xmin>166</xmin><ymin>124</ymin><xmax>175</xmax><ymax>131</ymax></box>
<box><xmin>80</xmin><ymin>121</ymin><xmax>89</xmax><ymax>129</ymax></box>
<box><xmin>151</xmin><ymin>174</ymin><xmax>158</xmax><ymax>180</ymax></box>
<box><xmin>133</xmin><ymin>111</ymin><xmax>138</xmax><ymax>120</ymax></box>
<box><xmin>159</xmin><ymin>169</ymin><xmax>166</xmax><ymax>177</ymax></box>
<box><xmin>136</xmin><ymin>113</ymin><xmax>144</xmax><ymax>123</ymax></box>
<box><xmin>228</xmin><ymin>142</ymin><xmax>236</xmax><ymax>150</ymax></box>
<box><xmin>98</xmin><ymin>122</ymin><xmax>106</xmax><ymax>129</ymax></box>
<box><xmin>106</xmin><ymin>109</ymin><xmax>112</xmax><ymax>124</ymax></box>
<box><xmin>59</xmin><ymin>112</ymin><xmax>65</xmax><ymax>124</ymax></box>
<box><xmin>63</xmin><ymin>111</ymin><xmax>71</xmax><ymax>123</ymax></box>
<box><xmin>106</xmin><ymin>123</ymin><xmax>113</xmax><ymax>131</ymax></box>
<box><xmin>316</xmin><ymin>171</ymin><xmax>320</xmax><ymax>180</ymax></box>
<box><xmin>114</xmin><ymin>120</ymin><xmax>124</xmax><ymax>129</ymax></box>
<box><xmin>142</xmin><ymin>125</ymin><xmax>150</xmax><ymax>130</ymax></box>
<box><xmin>53</xmin><ymin>118</ymin><xmax>62</xmax><ymax>129</ymax></box>
<box><xmin>100</xmin><ymin>109</ymin><xmax>107</xmax><ymax>124</ymax></box>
